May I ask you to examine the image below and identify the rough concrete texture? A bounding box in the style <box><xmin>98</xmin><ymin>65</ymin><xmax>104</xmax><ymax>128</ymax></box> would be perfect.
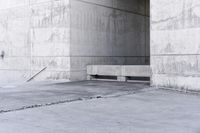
<box><xmin>1</xmin><ymin>82</ymin><xmax>200</xmax><ymax>132</ymax></box>
<box><xmin>0</xmin><ymin>81</ymin><xmax>149</xmax><ymax>112</ymax></box>
<box><xmin>0</xmin><ymin>0</ymin><xmax>150</xmax><ymax>83</ymax></box>
<box><xmin>151</xmin><ymin>0</ymin><xmax>200</xmax><ymax>90</ymax></box>
<box><xmin>0</xmin><ymin>0</ymin><xmax>71</xmax><ymax>83</ymax></box>
<box><xmin>70</xmin><ymin>0</ymin><xmax>150</xmax><ymax>80</ymax></box>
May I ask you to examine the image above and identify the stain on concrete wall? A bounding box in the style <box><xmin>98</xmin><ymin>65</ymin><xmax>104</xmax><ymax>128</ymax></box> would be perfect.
<box><xmin>151</xmin><ymin>0</ymin><xmax>200</xmax><ymax>90</ymax></box>
<box><xmin>70</xmin><ymin>0</ymin><xmax>150</xmax><ymax>80</ymax></box>
<box><xmin>0</xmin><ymin>0</ymin><xmax>149</xmax><ymax>82</ymax></box>
<box><xmin>0</xmin><ymin>0</ymin><xmax>70</xmax><ymax>83</ymax></box>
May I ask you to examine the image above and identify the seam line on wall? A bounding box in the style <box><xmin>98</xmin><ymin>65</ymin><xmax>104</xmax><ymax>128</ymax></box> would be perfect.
<box><xmin>73</xmin><ymin>0</ymin><xmax>149</xmax><ymax>17</ymax></box>
<box><xmin>151</xmin><ymin>54</ymin><xmax>200</xmax><ymax>56</ymax></box>
<box><xmin>4</xmin><ymin>56</ymin><xmax>150</xmax><ymax>58</ymax></box>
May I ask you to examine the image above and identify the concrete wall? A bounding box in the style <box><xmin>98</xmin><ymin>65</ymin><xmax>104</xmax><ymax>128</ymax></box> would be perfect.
<box><xmin>151</xmin><ymin>0</ymin><xmax>200</xmax><ymax>90</ymax></box>
<box><xmin>0</xmin><ymin>0</ymin><xmax>149</xmax><ymax>82</ymax></box>
<box><xmin>0</xmin><ymin>0</ymin><xmax>71</xmax><ymax>83</ymax></box>
<box><xmin>70</xmin><ymin>0</ymin><xmax>150</xmax><ymax>80</ymax></box>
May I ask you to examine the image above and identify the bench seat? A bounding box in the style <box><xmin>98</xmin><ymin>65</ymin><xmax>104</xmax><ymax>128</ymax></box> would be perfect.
<box><xmin>87</xmin><ymin>65</ymin><xmax>151</xmax><ymax>82</ymax></box>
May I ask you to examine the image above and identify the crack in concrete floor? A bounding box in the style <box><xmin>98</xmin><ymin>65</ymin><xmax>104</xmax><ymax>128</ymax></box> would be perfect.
<box><xmin>0</xmin><ymin>81</ymin><xmax>151</xmax><ymax>114</ymax></box>
<box><xmin>0</xmin><ymin>86</ymin><xmax>156</xmax><ymax>114</ymax></box>
<box><xmin>2</xmin><ymin>82</ymin><xmax>200</xmax><ymax>133</ymax></box>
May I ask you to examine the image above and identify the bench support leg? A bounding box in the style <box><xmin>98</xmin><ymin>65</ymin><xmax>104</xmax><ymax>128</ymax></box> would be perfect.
<box><xmin>117</xmin><ymin>76</ymin><xmax>127</xmax><ymax>82</ymax></box>
<box><xmin>87</xmin><ymin>75</ymin><xmax>93</xmax><ymax>80</ymax></box>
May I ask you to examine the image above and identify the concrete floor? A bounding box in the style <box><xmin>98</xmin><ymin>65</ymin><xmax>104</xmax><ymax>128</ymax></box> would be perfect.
<box><xmin>0</xmin><ymin>81</ymin><xmax>150</xmax><ymax>112</ymax></box>
<box><xmin>1</xmin><ymin>81</ymin><xmax>200</xmax><ymax>133</ymax></box>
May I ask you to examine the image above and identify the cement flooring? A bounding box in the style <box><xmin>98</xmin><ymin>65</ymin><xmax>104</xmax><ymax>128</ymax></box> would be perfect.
<box><xmin>1</xmin><ymin>81</ymin><xmax>200</xmax><ymax>133</ymax></box>
<box><xmin>0</xmin><ymin>81</ymin><xmax>150</xmax><ymax>112</ymax></box>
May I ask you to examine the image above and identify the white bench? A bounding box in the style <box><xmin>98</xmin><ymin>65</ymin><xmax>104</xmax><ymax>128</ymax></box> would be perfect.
<box><xmin>87</xmin><ymin>65</ymin><xmax>151</xmax><ymax>82</ymax></box>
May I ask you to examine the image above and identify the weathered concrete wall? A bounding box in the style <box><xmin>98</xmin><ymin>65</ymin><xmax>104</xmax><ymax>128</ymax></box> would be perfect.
<box><xmin>0</xmin><ymin>1</ymin><xmax>31</xmax><ymax>83</ymax></box>
<box><xmin>0</xmin><ymin>0</ymin><xmax>71</xmax><ymax>83</ymax></box>
<box><xmin>151</xmin><ymin>0</ymin><xmax>200</xmax><ymax>90</ymax></box>
<box><xmin>70</xmin><ymin>0</ymin><xmax>150</xmax><ymax>80</ymax></box>
<box><xmin>0</xmin><ymin>0</ymin><xmax>149</xmax><ymax>82</ymax></box>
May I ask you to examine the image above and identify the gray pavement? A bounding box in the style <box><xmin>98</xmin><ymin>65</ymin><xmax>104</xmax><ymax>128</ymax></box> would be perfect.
<box><xmin>1</xmin><ymin>81</ymin><xmax>200</xmax><ymax>133</ymax></box>
<box><xmin>0</xmin><ymin>81</ymin><xmax>150</xmax><ymax>112</ymax></box>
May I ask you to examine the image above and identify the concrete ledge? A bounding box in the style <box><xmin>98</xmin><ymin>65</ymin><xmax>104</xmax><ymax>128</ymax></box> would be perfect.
<box><xmin>87</xmin><ymin>65</ymin><xmax>151</xmax><ymax>82</ymax></box>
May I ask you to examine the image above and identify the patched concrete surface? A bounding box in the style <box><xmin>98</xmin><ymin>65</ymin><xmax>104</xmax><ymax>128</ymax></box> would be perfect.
<box><xmin>0</xmin><ymin>0</ymin><xmax>150</xmax><ymax>82</ymax></box>
<box><xmin>151</xmin><ymin>0</ymin><xmax>200</xmax><ymax>90</ymax></box>
<box><xmin>0</xmin><ymin>81</ymin><xmax>150</xmax><ymax>112</ymax></box>
<box><xmin>0</xmin><ymin>81</ymin><xmax>200</xmax><ymax>133</ymax></box>
<box><xmin>1</xmin><ymin>86</ymin><xmax>200</xmax><ymax>133</ymax></box>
